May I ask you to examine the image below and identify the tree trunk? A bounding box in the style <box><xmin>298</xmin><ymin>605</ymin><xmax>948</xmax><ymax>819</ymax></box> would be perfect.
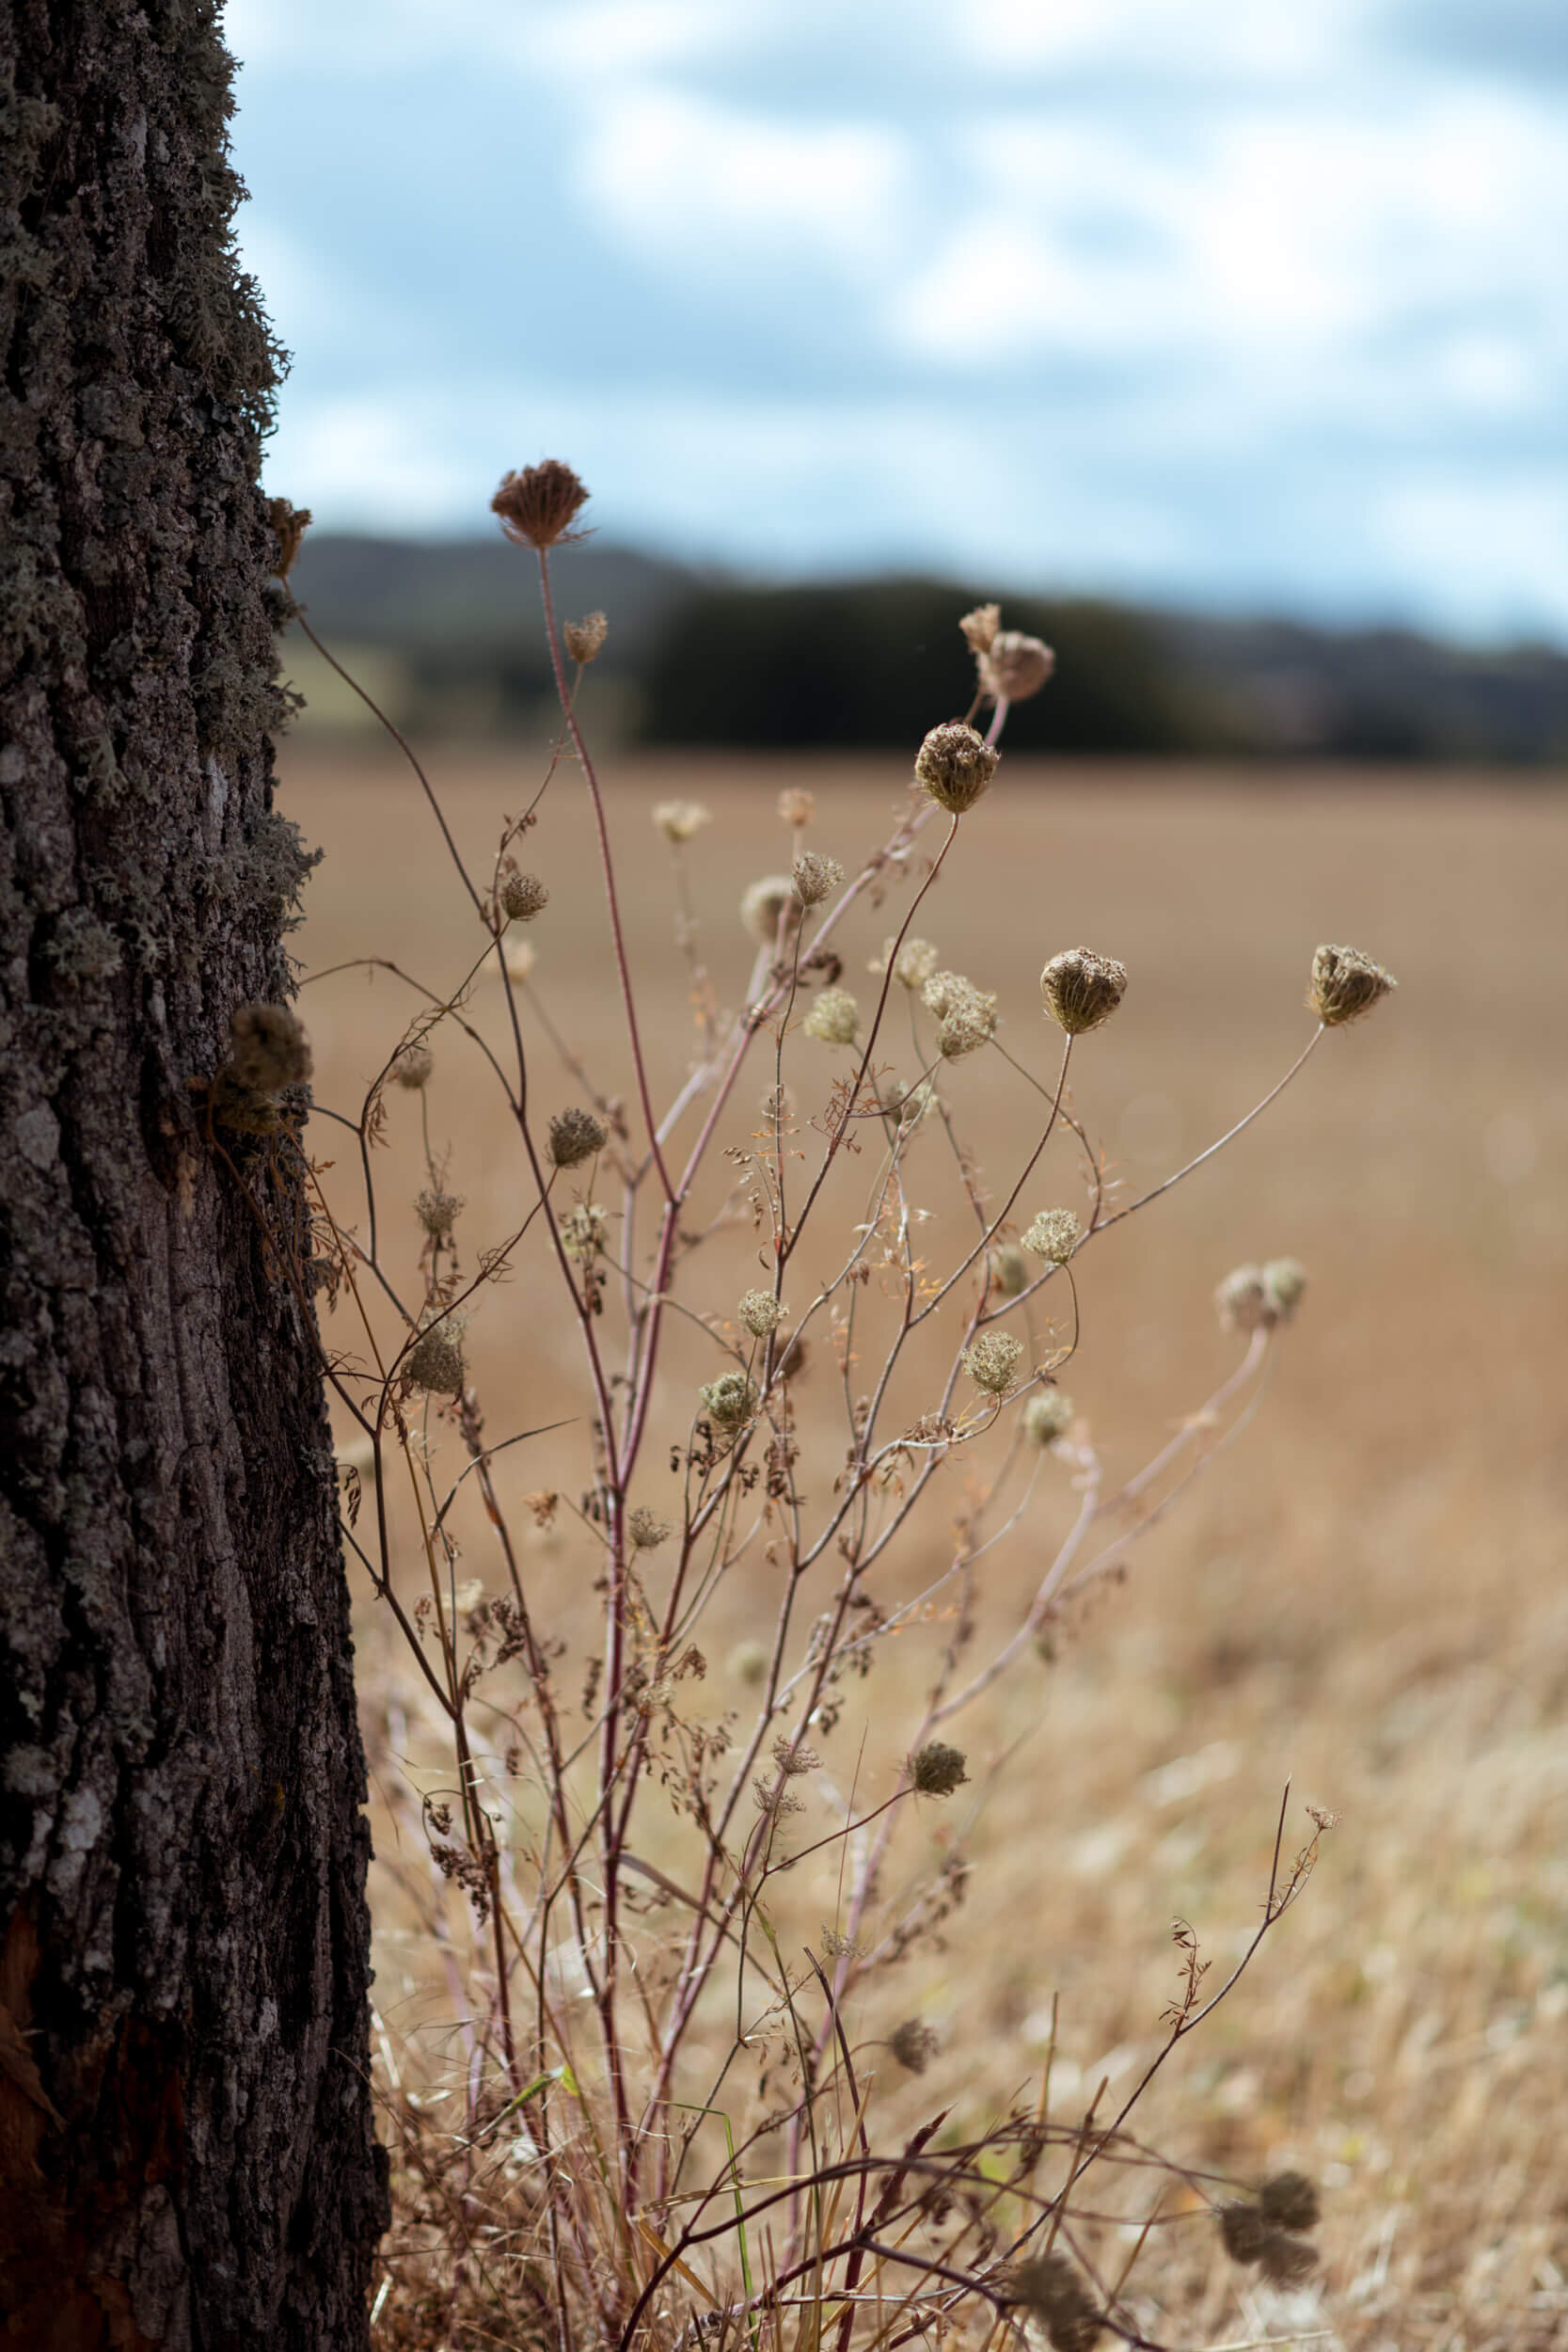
<box><xmin>0</xmin><ymin>4</ymin><xmax>387</xmax><ymax>2343</ymax></box>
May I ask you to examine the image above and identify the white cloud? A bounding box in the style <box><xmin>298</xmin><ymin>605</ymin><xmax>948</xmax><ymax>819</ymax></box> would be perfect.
<box><xmin>958</xmin><ymin>0</ymin><xmax>1367</xmax><ymax>79</ymax></box>
<box><xmin>576</xmin><ymin>88</ymin><xmax>910</xmax><ymax>283</ymax></box>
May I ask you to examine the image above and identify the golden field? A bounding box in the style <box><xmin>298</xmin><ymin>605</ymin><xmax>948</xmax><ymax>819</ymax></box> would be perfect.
<box><xmin>278</xmin><ymin>737</ymin><xmax>1568</xmax><ymax>2352</ymax></box>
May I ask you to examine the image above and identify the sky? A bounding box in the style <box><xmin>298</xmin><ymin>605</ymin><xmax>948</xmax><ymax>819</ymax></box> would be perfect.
<box><xmin>224</xmin><ymin>0</ymin><xmax>1568</xmax><ymax>642</ymax></box>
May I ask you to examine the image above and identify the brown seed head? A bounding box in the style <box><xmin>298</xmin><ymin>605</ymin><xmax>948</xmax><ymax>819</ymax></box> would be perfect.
<box><xmin>415</xmin><ymin>1187</ymin><xmax>463</xmax><ymax>1238</ymax></box>
<box><xmin>890</xmin><ymin>2019</ymin><xmax>939</xmax><ymax>2074</ymax></box>
<box><xmin>627</xmin><ymin>1506</ymin><xmax>673</xmax><ymax>1549</ymax></box>
<box><xmin>1259</xmin><ymin>2230</ymin><xmax>1320</xmax><ymax>2286</ymax></box>
<box><xmin>1308</xmin><ymin>942</ymin><xmax>1396</xmax><ymax>1027</ymax></box>
<box><xmin>914</xmin><ymin>720</ymin><xmax>1000</xmax><ymax>814</ymax></box>
<box><xmin>792</xmin><ymin>850</ymin><xmax>844</xmax><ymax>907</ymax></box>
<box><xmin>391</xmin><ymin>1041</ymin><xmax>435</xmax><ymax>1090</ymax></box>
<box><xmin>1219</xmin><ymin>2201</ymin><xmax>1270</xmax><ymax>2265</ymax></box>
<box><xmin>500</xmin><ymin>871</ymin><xmax>549</xmax><ymax>923</ymax></box>
<box><xmin>1259</xmin><ymin>2170</ymin><xmax>1321</xmax><ymax>2233</ymax></box>
<box><xmin>563</xmin><ymin>610</ymin><xmax>608</xmax><ymax>664</ymax></box>
<box><xmin>778</xmin><ymin>787</ymin><xmax>816</xmax><ymax>828</ymax></box>
<box><xmin>491</xmin><ymin>460</ymin><xmax>590</xmax><ymax>550</ymax></box>
<box><xmin>227</xmin><ymin>1002</ymin><xmax>312</xmax><ymax>1092</ymax></box>
<box><xmin>1006</xmin><ymin>2254</ymin><xmax>1102</xmax><ymax>2352</ymax></box>
<box><xmin>958</xmin><ymin>602</ymin><xmax>1002</xmax><ymax>656</ymax></box>
<box><xmin>548</xmin><ymin>1106</ymin><xmax>608</xmax><ymax>1168</ymax></box>
<box><xmin>981</xmin><ymin>629</ymin><xmax>1056</xmax><ymax>703</ymax></box>
<box><xmin>404</xmin><ymin>1320</ymin><xmax>466</xmax><ymax>1398</ymax></box>
<box><xmin>909</xmin><ymin>1740</ymin><xmax>969</xmax><ymax>1797</ymax></box>
<box><xmin>774</xmin><ymin>1327</ymin><xmax>810</xmax><ymax>1382</ymax></box>
<box><xmin>1040</xmin><ymin>947</ymin><xmax>1128</xmax><ymax>1035</ymax></box>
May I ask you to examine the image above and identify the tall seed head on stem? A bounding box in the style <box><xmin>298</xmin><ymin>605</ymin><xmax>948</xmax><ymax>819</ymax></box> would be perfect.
<box><xmin>914</xmin><ymin>720</ymin><xmax>1000</xmax><ymax>814</ymax></box>
<box><xmin>981</xmin><ymin>629</ymin><xmax>1055</xmax><ymax>703</ymax></box>
<box><xmin>1040</xmin><ymin>947</ymin><xmax>1128</xmax><ymax>1036</ymax></box>
<box><xmin>1308</xmin><ymin>943</ymin><xmax>1396</xmax><ymax>1026</ymax></box>
<box><xmin>548</xmin><ymin>1107</ymin><xmax>608</xmax><ymax>1169</ymax></box>
<box><xmin>491</xmin><ymin>459</ymin><xmax>590</xmax><ymax>549</ymax></box>
<box><xmin>563</xmin><ymin>611</ymin><xmax>608</xmax><ymax>664</ymax></box>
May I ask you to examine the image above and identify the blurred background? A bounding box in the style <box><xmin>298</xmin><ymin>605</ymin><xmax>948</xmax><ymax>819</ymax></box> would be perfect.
<box><xmin>226</xmin><ymin>6</ymin><xmax>1568</xmax><ymax>2339</ymax></box>
<box><xmin>224</xmin><ymin>0</ymin><xmax>1568</xmax><ymax>759</ymax></box>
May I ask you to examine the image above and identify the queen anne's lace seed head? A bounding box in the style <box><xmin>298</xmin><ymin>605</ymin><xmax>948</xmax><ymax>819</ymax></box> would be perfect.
<box><xmin>654</xmin><ymin>800</ymin><xmax>711</xmax><ymax>843</ymax></box>
<box><xmin>1006</xmin><ymin>2252</ymin><xmax>1102</xmax><ymax>2352</ymax></box>
<box><xmin>891</xmin><ymin>2019</ymin><xmax>939</xmax><ymax>2074</ymax></box>
<box><xmin>548</xmin><ymin>1107</ymin><xmax>608</xmax><ymax>1168</ymax></box>
<box><xmin>627</xmin><ymin>1506</ymin><xmax>673</xmax><ymax>1550</ymax></box>
<box><xmin>923</xmin><ymin>970</ymin><xmax>997</xmax><ymax>1059</ymax></box>
<box><xmin>792</xmin><ymin>850</ymin><xmax>844</xmax><ymax>907</ymax></box>
<box><xmin>980</xmin><ymin>628</ymin><xmax>1056</xmax><ymax>704</ymax></box>
<box><xmin>870</xmin><ymin>935</ymin><xmax>940</xmax><ymax>989</ymax></box>
<box><xmin>491</xmin><ymin>460</ymin><xmax>590</xmax><ymax>549</ymax></box>
<box><xmin>390</xmin><ymin>1041</ymin><xmax>434</xmax><ymax>1089</ymax></box>
<box><xmin>404</xmin><ymin>1320</ymin><xmax>466</xmax><ymax>1397</ymax></box>
<box><xmin>415</xmin><ymin>1187</ymin><xmax>463</xmax><ymax>1239</ymax></box>
<box><xmin>562</xmin><ymin>1201</ymin><xmax>608</xmax><ymax>1260</ymax></box>
<box><xmin>778</xmin><ymin>787</ymin><xmax>815</xmax><ymax>828</ymax></box>
<box><xmin>1022</xmin><ymin>1390</ymin><xmax>1074</xmax><ymax>1448</ymax></box>
<box><xmin>500</xmin><ymin>872</ymin><xmax>548</xmax><ymax>922</ymax></box>
<box><xmin>908</xmin><ymin>1740</ymin><xmax>969</xmax><ymax>1796</ymax></box>
<box><xmin>1217</xmin><ymin>1259</ymin><xmax>1307</xmax><ymax>1334</ymax></box>
<box><xmin>738</xmin><ymin>1289</ymin><xmax>784</xmax><ymax>1337</ymax></box>
<box><xmin>1259</xmin><ymin>2171</ymin><xmax>1321</xmax><ymax>2233</ymax></box>
<box><xmin>1215</xmin><ymin>1264</ymin><xmax>1270</xmax><ymax>1332</ymax></box>
<box><xmin>502</xmin><ymin>937</ymin><xmax>535</xmax><ymax>983</ymax></box>
<box><xmin>962</xmin><ymin>1331</ymin><xmax>1024</xmax><ymax>1395</ymax></box>
<box><xmin>1022</xmin><ymin>1207</ymin><xmax>1081</xmax><ymax>1263</ymax></box>
<box><xmin>1308</xmin><ymin>943</ymin><xmax>1396</xmax><ymax>1026</ymax></box>
<box><xmin>914</xmin><ymin>720</ymin><xmax>1000</xmax><ymax>815</ymax></box>
<box><xmin>1262</xmin><ymin>1257</ymin><xmax>1307</xmax><ymax>1321</ymax></box>
<box><xmin>563</xmin><ymin>610</ymin><xmax>608</xmax><ymax>664</ymax></box>
<box><xmin>1259</xmin><ymin>2232</ymin><xmax>1319</xmax><ymax>2286</ymax></box>
<box><xmin>802</xmin><ymin>987</ymin><xmax>859</xmax><ymax>1045</ymax></box>
<box><xmin>1040</xmin><ymin>947</ymin><xmax>1128</xmax><ymax>1036</ymax></box>
<box><xmin>699</xmin><ymin>1371</ymin><xmax>758</xmax><ymax>1430</ymax></box>
<box><xmin>958</xmin><ymin>602</ymin><xmax>1001</xmax><ymax>656</ymax></box>
<box><xmin>1220</xmin><ymin>2202</ymin><xmax>1269</xmax><ymax>2265</ymax></box>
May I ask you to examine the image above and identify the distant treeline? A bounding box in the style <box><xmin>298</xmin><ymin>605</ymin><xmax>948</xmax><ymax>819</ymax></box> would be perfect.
<box><xmin>283</xmin><ymin>534</ymin><xmax>1568</xmax><ymax>766</ymax></box>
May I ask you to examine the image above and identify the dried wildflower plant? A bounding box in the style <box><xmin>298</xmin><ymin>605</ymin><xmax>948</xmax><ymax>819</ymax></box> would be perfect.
<box><xmin>271</xmin><ymin>473</ymin><xmax>1388</xmax><ymax>2351</ymax></box>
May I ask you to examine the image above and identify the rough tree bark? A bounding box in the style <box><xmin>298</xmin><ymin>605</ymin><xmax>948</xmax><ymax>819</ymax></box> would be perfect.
<box><xmin>1</xmin><ymin>4</ymin><xmax>387</xmax><ymax>2344</ymax></box>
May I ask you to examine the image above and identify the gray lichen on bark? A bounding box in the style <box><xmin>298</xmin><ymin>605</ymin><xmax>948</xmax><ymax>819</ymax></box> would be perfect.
<box><xmin>1</xmin><ymin>3</ymin><xmax>386</xmax><ymax>2343</ymax></box>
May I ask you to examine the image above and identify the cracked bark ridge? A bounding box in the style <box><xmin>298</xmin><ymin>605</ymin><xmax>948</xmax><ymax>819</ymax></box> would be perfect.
<box><xmin>1</xmin><ymin>3</ymin><xmax>388</xmax><ymax>2343</ymax></box>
